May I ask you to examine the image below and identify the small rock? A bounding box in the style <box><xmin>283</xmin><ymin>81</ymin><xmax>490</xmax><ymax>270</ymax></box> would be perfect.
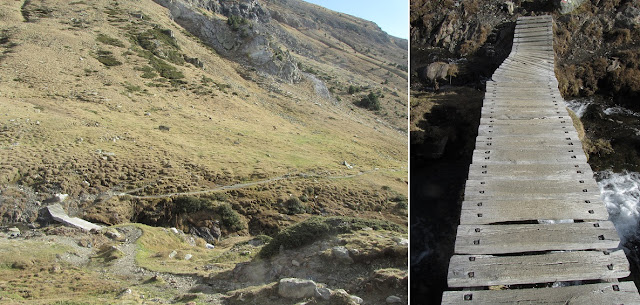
<box><xmin>386</xmin><ymin>295</ymin><xmax>402</xmax><ymax>303</ymax></box>
<box><xmin>291</xmin><ymin>259</ymin><xmax>300</xmax><ymax>267</ymax></box>
<box><xmin>315</xmin><ymin>287</ymin><xmax>331</xmax><ymax>300</ymax></box>
<box><xmin>184</xmin><ymin>254</ymin><xmax>192</xmax><ymax>260</ymax></box>
<box><xmin>332</xmin><ymin>246</ymin><xmax>353</xmax><ymax>264</ymax></box>
<box><xmin>504</xmin><ymin>1</ymin><xmax>515</xmax><ymax>15</ymax></box>
<box><xmin>393</xmin><ymin>237</ymin><xmax>408</xmax><ymax>247</ymax></box>
<box><xmin>144</xmin><ymin>112</ymin><xmax>151</xmax><ymax>116</ymax></box>
<box><xmin>350</xmin><ymin>295</ymin><xmax>363</xmax><ymax>304</ymax></box>
<box><xmin>169</xmin><ymin>250</ymin><xmax>177</xmax><ymax>259</ymax></box>
<box><xmin>104</xmin><ymin>228</ymin><xmax>123</xmax><ymax>241</ymax></box>
<box><xmin>118</xmin><ymin>288</ymin><xmax>132</xmax><ymax>298</ymax></box>
<box><xmin>8</xmin><ymin>227</ymin><xmax>20</xmax><ymax>238</ymax></box>
<box><xmin>54</xmin><ymin>193</ymin><xmax>68</xmax><ymax>202</ymax></box>
<box><xmin>278</xmin><ymin>278</ymin><xmax>317</xmax><ymax>299</ymax></box>
<box><xmin>205</xmin><ymin>243</ymin><xmax>215</xmax><ymax>249</ymax></box>
<box><xmin>170</xmin><ymin>227</ymin><xmax>179</xmax><ymax>234</ymax></box>
<box><xmin>342</xmin><ymin>160</ymin><xmax>353</xmax><ymax>169</ymax></box>
<box><xmin>49</xmin><ymin>264</ymin><xmax>62</xmax><ymax>274</ymax></box>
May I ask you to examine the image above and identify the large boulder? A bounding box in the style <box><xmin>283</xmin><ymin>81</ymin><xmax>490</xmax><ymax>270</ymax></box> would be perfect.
<box><xmin>278</xmin><ymin>278</ymin><xmax>318</xmax><ymax>299</ymax></box>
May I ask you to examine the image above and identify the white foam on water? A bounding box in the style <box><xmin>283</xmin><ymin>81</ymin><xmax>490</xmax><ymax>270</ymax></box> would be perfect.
<box><xmin>597</xmin><ymin>171</ymin><xmax>640</xmax><ymax>245</ymax></box>
<box><xmin>603</xmin><ymin>106</ymin><xmax>640</xmax><ymax>117</ymax></box>
<box><xmin>564</xmin><ymin>98</ymin><xmax>591</xmax><ymax>118</ymax></box>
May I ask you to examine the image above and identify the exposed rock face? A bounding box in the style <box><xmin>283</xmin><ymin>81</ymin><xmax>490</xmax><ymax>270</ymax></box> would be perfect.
<box><xmin>152</xmin><ymin>0</ymin><xmax>301</xmax><ymax>83</ymax></box>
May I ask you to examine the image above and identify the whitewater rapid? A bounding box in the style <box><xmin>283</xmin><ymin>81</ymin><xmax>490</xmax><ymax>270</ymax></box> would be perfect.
<box><xmin>597</xmin><ymin>171</ymin><xmax>640</xmax><ymax>246</ymax></box>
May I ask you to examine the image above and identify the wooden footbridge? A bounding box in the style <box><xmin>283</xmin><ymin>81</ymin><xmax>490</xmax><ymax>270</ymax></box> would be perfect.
<box><xmin>442</xmin><ymin>16</ymin><xmax>640</xmax><ymax>304</ymax></box>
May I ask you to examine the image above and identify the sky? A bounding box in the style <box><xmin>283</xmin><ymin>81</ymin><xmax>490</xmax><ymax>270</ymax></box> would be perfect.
<box><xmin>302</xmin><ymin>0</ymin><xmax>409</xmax><ymax>39</ymax></box>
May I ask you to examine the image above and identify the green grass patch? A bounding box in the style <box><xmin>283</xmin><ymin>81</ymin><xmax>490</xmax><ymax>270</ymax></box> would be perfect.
<box><xmin>259</xmin><ymin>216</ymin><xmax>405</xmax><ymax>258</ymax></box>
<box><xmin>96</xmin><ymin>33</ymin><xmax>125</xmax><ymax>47</ymax></box>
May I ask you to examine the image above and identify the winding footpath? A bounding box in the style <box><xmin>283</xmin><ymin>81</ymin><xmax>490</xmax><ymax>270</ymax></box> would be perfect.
<box><xmin>442</xmin><ymin>16</ymin><xmax>640</xmax><ymax>304</ymax></box>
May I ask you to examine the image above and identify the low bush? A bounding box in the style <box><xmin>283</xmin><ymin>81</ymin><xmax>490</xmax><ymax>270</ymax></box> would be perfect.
<box><xmin>215</xmin><ymin>203</ymin><xmax>245</xmax><ymax>232</ymax></box>
<box><xmin>356</xmin><ymin>92</ymin><xmax>381</xmax><ymax>110</ymax></box>
<box><xmin>258</xmin><ymin>216</ymin><xmax>405</xmax><ymax>258</ymax></box>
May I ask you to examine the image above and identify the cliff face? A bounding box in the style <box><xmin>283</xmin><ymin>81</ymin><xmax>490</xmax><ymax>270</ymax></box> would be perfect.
<box><xmin>154</xmin><ymin>0</ymin><xmax>408</xmax><ymax>86</ymax></box>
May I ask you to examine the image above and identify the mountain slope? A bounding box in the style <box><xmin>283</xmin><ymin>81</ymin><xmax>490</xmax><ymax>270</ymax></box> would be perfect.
<box><xmin>0</xmin><ymin>0</ymin><xmax>407</xmax><ymax>303</ymax></box>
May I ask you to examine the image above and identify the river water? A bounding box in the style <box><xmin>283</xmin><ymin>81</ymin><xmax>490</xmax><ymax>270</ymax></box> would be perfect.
<box><xmin>566</xmin><ymin>98</ymin><xmax>640</xmax><ymax>257</ymax></box>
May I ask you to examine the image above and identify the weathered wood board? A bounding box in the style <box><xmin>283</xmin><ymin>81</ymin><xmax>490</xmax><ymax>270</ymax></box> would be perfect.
<box><xmin>467</xmin><ymin>163</ymin><xmax>594</xmax><ymax>180</ymax></box>
<box><xmin>442</xmin><ymin>282</ymin><xmax>640</xmax><ymax>305</ymax></box>
<box><xmin>460</xmin><ymin>198</ymin><xmax>609</xmax><ymax>224</ymax></box>
<box><xmin>448</xmin><ymin>250</ymin><xmax>630</xmax><ymax>287</ymax></box>
<box><xmin>455</xmin><ymin>222</ymin><xmax>620</xmax><ymax>254</ymax></box>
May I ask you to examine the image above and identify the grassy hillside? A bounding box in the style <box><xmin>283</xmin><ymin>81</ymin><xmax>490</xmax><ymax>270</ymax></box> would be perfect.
<box><xmin>0</xmin><ymin>0</ymin><xmax>407</xmax><ymax>303</ymax></box>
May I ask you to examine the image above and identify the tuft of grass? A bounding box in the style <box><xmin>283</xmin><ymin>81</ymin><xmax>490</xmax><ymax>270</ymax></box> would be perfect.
<box><xmin>96</xmin><ymin>34</ymin><xmax>125</xmax><ymax>48</ymax></box>
<box><xmin>259</xmin><ymin>216</ymin><xmax>405</xmax><ymax>258</ymax></box>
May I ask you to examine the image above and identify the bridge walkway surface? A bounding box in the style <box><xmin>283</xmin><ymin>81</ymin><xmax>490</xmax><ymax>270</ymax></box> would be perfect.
<box><xmin>441</xmin><ymin>15</ymin><xmax>640</xmax><ymax>304</ymax></box>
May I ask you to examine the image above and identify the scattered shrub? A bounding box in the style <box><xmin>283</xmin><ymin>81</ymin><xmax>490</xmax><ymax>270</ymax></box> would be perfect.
<box><xmin>96</xmin><ymin>33</ymin><xmax>125</xmax><ymax>47</ymax></box>
<box><xmin>227</xmin><ymin>15</ymin><xmax>249</xmax><ymax>31</ymax></box>
<box><xmin>284</xmin><ymin>197</ymin><xmax>306</xmax><ymax>215</ymax></box>
<box><xmin>173</xmin><ymin>196</ymin><xmax>209</xmax><ymax>214</ymax></box>
<box><xmin>357</xmin><ymin>92</ymin><xmax>381</xmax><ymax>110</ymax></box>
<box><xmin>215</xmin><ymin>203</ymin><xmax>245</xmax><ymax>232</ymax></box>
<box><xmin>96</xmin><ymin>50</ymin><xmax>122</xmax><ymax>67</ymax></box>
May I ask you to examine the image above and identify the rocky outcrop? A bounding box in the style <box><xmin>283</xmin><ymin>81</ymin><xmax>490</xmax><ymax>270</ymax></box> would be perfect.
<box><xmin>277</xmin><ymin>278</ymin><xmax>317</xmax><ymax>299</ymax></box>
<box><xmin>152</xmin><ymin>0</ymin><xmax>301</xmax><ymax>83</ymax></box>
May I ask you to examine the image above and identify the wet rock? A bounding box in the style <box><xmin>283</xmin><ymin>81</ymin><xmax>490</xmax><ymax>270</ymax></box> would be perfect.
<box><xmin>315</xmin><ymin>287</ymin><xmax>331</xmax><ymax>300</ymax></box>
<box><xmin>278</xmin><ymin>278</ymin><xmax>317</xmax><ymax>299</ymax></box>
<box><xmin>386</xmin><ymin>295</ymin><xmax>402</xmax><ymax>303</ymax></box>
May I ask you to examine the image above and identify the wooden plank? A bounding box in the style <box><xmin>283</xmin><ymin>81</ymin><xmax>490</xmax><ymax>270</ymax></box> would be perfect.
<box><xmin>476</xmin><ymin>124</ymin><xmax>577</xmax><ymax>136</ymax></box>
<box><xmin>463</xmin><ymin>179</ymin><xmax>600</xmax><ymax>200</ymax></box>
<box><xmin>465</xmin><ymin>178</ymin><xmax>600</xmax><ymax>192</ymax></box>
<box><xmin>477</xmin><ymin>124</ymin><xmax>575</xmax><ymax>136</ymax></box>
<box><xmin>442</xmin><ymin>282</ymin><xmax>639</xmax><ymax>305</ymax></box>
<box><xmin>471</xmin><ymin>148</ymin><xmax>587</xmax><ymax>164</ymax></box>
<box><xmin>455</xmin><ymin>222</ymin><xmax>620</xmax><ymax>254</ymax></box>
<box><xmin>467</xmin><ymin>163</ymin><xmax>593</xmax><ymax>180</ymax></box>
<box><xmin>475</xmin><ymin>137</ymin><xmax>585</xmax><ymax>150</ymax></box>
<box><xmin>481</xmin><ymin>112</ymin><xmax>572</xmax><ymax>120</ymax></box>
<box><xmin>460</xmin><ymin>198</ymin><xmax>609</xmax><ymax>224</ymax></box>
<box><xmin>447</xmin><ymin>250</ymin><xmax>630</xmax><ymax>287</ymax></box>
<box><xmin>479</xmin><ymin>117</ymin><xmax>571</xmax><ymax>124</ymax></box>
